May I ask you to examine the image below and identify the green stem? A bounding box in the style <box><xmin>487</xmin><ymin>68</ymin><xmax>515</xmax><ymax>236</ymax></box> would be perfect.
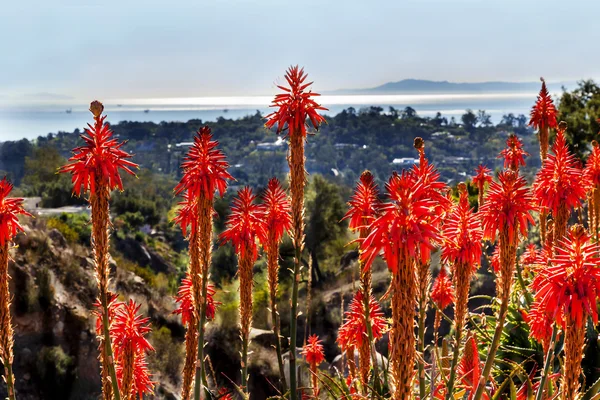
<box><xmin>515</xmin><ymin>261</ymin><xmax>533</xmax><ymax>308</ymax></box>
<box><xmin>535</xmin><ymin>326</ymin><xmax>558</xmax><ymax>400</ymax></box>
<box><xmin>444</xmin><ymin>328</ymin><xmax>462</xmax><ymax>400</ymax></box>
<box><xmin>194</xmin><ymin>275</ymin><xmax>210</xmax><ymax>400</ymax></box>
<box><xmin>363</xmin><ymin>287</ymin><xmax>381</xmax><ymax>394</ymax></box>
<box><xmin>3</xmin><ymin>358</ymin><xmax>15</xmax><ymax>400</ymax></box>
<box><xmin>271</xmin><ymin>297</ymin><xmax>288</xmax><ymax>393</ymax></box>
<box><xmin>472</xmin><ymin>294</ymin><xmax>510</xmax><ymax>400</ymax></box>
<box><xmin>289</xmin><ymin>244</ymin><xmax>301</xmax><ymax>400</ymax></box>
<box><xmin>101</xmin><ymin>291</ymin><xmax>121</xmax><ymax>400</ymax></box>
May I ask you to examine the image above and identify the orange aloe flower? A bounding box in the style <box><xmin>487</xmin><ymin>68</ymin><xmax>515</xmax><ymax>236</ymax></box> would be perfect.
<box><xmin>533</xmin><ymin>127</ymin><xmax>589</xmax><ymax>247</ymax></box>
<box><xmin>361</xmin><ymin>170</ymin><xmax>446</xmax><ymax>399</ymax></box>
<box><xmin>60</xmin><ymin>101</ymin><xmax>138</xmax><ymax>400</ymax></box>
<box><xmin>498</xmin><ymin>134</ymin><xmax>528</xmax><ymax>171</ymax></box>
<box><xmin>261</xmin><ymin>177</ymin><xmax>291</xmax><ymax>390</ymax></box>
<box><xmin>472</xmin><ymin>165</ymin><xmax>493</xmax><ymax>208</ymax></box>
<box><xmin>220</xmin><ymin>187</ymin><xmax>267</xmax><ymax>392</ymax></box>
<box><xmin>0</xmin><ymin>178</ymin><xmax>31</xmax><ymax>400</ymax></box>
<box><xmin>532</xmin><ymin>225</ymin><xmax>600</xmax><ymax>399</ymax></box>
<box><xmin>302</xmin><ymin>334</ymin><xmax>325</xmax><ymax>397</ymax></box>
<box><xmin>265</xmin><ymin>66</ymin><xmax>327</xmax><ymax>400</ymax></box>
<box><xmin>111</xmin><ymin>300</ymin><xmax>154</xmax><ymax>400</ymax></box>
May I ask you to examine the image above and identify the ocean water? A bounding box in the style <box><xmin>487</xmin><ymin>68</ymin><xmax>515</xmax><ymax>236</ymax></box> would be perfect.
<box><xmin>0</xmin><ymin>92</ymin><xmax>538</xmax><ymax>141</ymax></box>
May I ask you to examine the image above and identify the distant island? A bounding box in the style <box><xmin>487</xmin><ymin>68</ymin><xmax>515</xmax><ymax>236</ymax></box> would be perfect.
<box><xmin>331</xmin><ymin>78</ymin><xmax>569</xmax><ymax>95</ymax></box>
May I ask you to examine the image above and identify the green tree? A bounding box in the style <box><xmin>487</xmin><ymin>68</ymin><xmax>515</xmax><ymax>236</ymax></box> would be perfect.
<box><xmin>558</xmin><ymin>79</ymin><xmax>600</xmax><ymax>158</ymax></box>
<box><xmin>461</xmin><ymin>109</ymin><xmax>478</xmax><ymax>132</ymax></box>
<box><xmin>305</xmin><ymin>175</ymin><xmax>348</xmax><ymax>285</ymax></box>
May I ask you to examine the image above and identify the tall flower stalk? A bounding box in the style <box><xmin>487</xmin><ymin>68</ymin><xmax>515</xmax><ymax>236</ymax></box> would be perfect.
<box><xmin>302</xmin><ymin>334</ymin><xmax>325</xmax><ymax>398</ymax></box>
<box><xmin>532</xmin><ymin>225</ymin><xmax>600</xmax><ymax>400</ymax></box>
<box><xmin>441</xmin><ymin>182</ymin><xmax>482</xmax><ymax>398</ymax></box>
<box><xmin>430</xmin><ymin>266</ymin><xmax>454</xmax><ymax>341</ymax></box>
<box><xmin>174</xmin><ymin>126</ymin><xmax>232</xmax><ymax>400</ymax></box>
<box><xmin>0</xmin><ymin>178</ymin><xmax>30</xmax><ymax>400</ymax></box>
<box><xmin>261</xmin><ymin>178</ymin><xmax>292</xmax><ymax>391</ymax></box>
<box><xmin>530</xmin><ymin>78</ymin><xmax>558</xmax><ymax>243</ymax></box>
<box><xmin>533</xmin><ymin>124</ymin><xmax>588</xmax><ymax>251</ymax></box>
<box><xmin>473</xmin><ymin>170</ymin><xmax>535</xmax><ymax>400</ymax></box>
<box><xmin>265</xmin><ymin>66</ymin><xmax>327</xmax><ymax>400</ymax></box>
<box><xmin>361</xmin><ymin>169</ymin><xmax>447</xmax><ymax>399</ymax></box>
<box><xmin>343</xmin><ymin>170</ymin><xmax>382</xmax><ymax>391</ymax></box>
<box><xmin>499</xmin><ymin>134</ymin><xmax>528</xmax><ymax>172</ymax></box>
<box><xmin>60</xmin><ymin>101</ymin><xmax>137</xmax><ymax>400</ymax></box>
<box><xmin>472</xmin><ymin>165</ymin><xmax>492</xmax><ymax>209</ymax></box>
<box><xmin>220</xmin><ymin>187</ymin><xmax>267</xmax><ymax>394</ymax></box>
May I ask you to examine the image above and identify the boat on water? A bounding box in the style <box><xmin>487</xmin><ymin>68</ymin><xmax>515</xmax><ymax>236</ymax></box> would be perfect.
<box><xmin>144</xmin><ymin>109</ymin><xmax>150</xmax><ymax>113</ymax></box>
<box><xmin>65</xmin><ymin>108</ymin><xmax>72</xmax><ymax>114</ymax></box>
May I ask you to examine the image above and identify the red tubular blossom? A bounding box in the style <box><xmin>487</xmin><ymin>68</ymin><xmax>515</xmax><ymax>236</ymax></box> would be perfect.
<box><xmin>458</xmin><ymin>334</ymin><xmax>487</xmax><ymax>400</ymax></box>
<box><xmin>302</xmin><ymin>334</ymin><xmax>325</xmax><ymax>366</ymax></box>
<box><xmin>220</xmin><ymin>187</ymin><xmax>267</xmax><ymax>258</ymax></box>
<box><xmin>174</xmin><ymin>274</ymin><xmax>220</xmax><ymax>326</ymax></box>
<box><xmin>59</xmin><ymin>102</ymin><xmax>137</xmax><ymax>196</ymax></box>
<box><xmin>472</xmin><ymin>165</ymin><xmax>493</xmax><ymax>189</ymax></box>
<box><xmin>111</xmin><ymin>300</ymin><xmax>154</xmax><ymax>399</ymax></box>
<box><xmin>337</xmin><ymin>291</ymin><xmax>388</xmax><ymax>350</ymax></box>
<box><xmin>584</xmin><ymin>141</ymin><xmax>600</xmax><ymax>187</ymax></box>
<box><xmin>265</xmin><ymin>66</ymin><xmax>328</xmax><ymax>137</ymax></box>
<box><xmin>442</xmin><ymin>187</ymin><xmax>483</xmax><ymax>269</ymax></box>
<box><xmin>498</xmin><ymin>134</ymin><xmax>529</xmax><ymax>171</ymax></box>
<box><xmin>529</xmin><ymin>79</ymin><xmax>558</xmax><ymax>131</ymax></box>
<box><xmin>360</xmin><ymin>171</ymin><xmax>445</xmax><ymax>272</ymax></box>
<box><xmin>523</xmin><ymin>301</ymin><xmax>555</xmax><ymax>350</ymax></box>
<box><xmin>174</xmin><ymin>126</ymin><xmax>233</xmax><ymax>200</ymax></box>
<box><xmin>0</xmin><ymin>178</ymin><xmax>31</xmax><ymax>246</ymax></box>
<box><xmin>532</xmin><ymin>225</ymin><xmax>600</xmax><ymax>329</ymax></box>
<box><xmin>431</xmin><ymin>266</ymin><xmax>454</xmax><ymax>311</ymax></box>
<box><xmin>533</xmin><ymin>129</ymin><xmax>588</xmax><ymax>216</ymax></box>
<box><xmin>262</xmin><ymin>177</ymin><xmax>292</xmax><ymax>245</ymax></box>
<box><xmin>343</xmin><ymin>170</ymin><xmax>381</xmax><ymax>235</ymax></box>
<box><xmin>480</xmin><ymin>170</ymin><xmax>536</xmax><ymax>243</ymax></box>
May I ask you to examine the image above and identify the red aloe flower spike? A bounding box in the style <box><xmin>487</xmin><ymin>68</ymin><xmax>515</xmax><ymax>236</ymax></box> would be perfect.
<box><xmin>220</xmin><ymin>187</ymin><xmax>268</xmax><ymax>258</ymax></box>
<box><xmin>0</xmin><ymin>177</ymin><xmax>31</xmax><ymax>400</ymax></box>
<box><xmin>111</xmin><ymin>300</ymin><xmax>154</xmax><ymax>400</ymax></box>
<box><xmin>0</xmin><ymin>178</ymin><xmax>31</xmax><ymax>246</ymax></box>
<box><xmin>533</xmin><ymin>125</ymin><xmax>589</xmax><ymax>246</ymax></box>
<box><xmin>265</xmin><ymin>66</ymin><xmax>328</xmax><ymax>137</ymax></box>
<box><xmin>217</xmin><ymin>388</ymin><xmax>234</xmax><ymax>400</ymax></box>
<box><xmin>59</xmin><ymin>101</ymin><xmax>137</xmax><ymax>196</ymax></box>
<box><xmin>343</xmin><ymin>170</ymin><xmax>381</xmax><ymax>237</ymax></box>
<box><xmin>174</xmin><ymin>126</ymin><xmax>233</xmax><ymax>200</ymax></box>
<box><xmin>480</xmin><ymin>170</ymin><xmax>536</xmax><ymax>244</ymax></box>
<box><xmin>530</xmin><ymin>78</ymin><xmax>558</xmax><ymax>160</ymax></box>
<box><xmin>498</xmin><ymin>134</ymin><xmax>529</xmax><ymax>171</ymax></box>
<box><xmin>174</xmin><ymin>274</ymin><xmax>220</xmax><ymax>327</ymax></box>
<box><xmin>457</xmin><ymin>334</ymin><xmax>487</xmax><ymax>400</ymax></box>
<box><xmin>431</xmin><ymin>266</ymin><xmax>454</xmax><ymax>312</ymax></box>
<box><xmin>472</xmin><ymin>165</ymin><xmax>493</xmax><ymax>208</ymax></box>
<box><xmin>220</xmin><ymin>187</ymin><xmax>267</xmax><ymax>392</ymax></box>
<box><xmin>261</xmin><ymin>177</ymin><xmax>291</xmax><ymax>390</ymax></box>
<box><xmin>532</xmin><ymin>225</ymin><xmax>600</xmax><ymax>398</ymax></box>
<box><xmin>584</xmin><ymin>140</ymin><xmax>600</xmax><ymax>240</ymax></box>
<box><xmin>262</xmin><ymin>178</ymin><xmax>292</xmax><ymax>248</ymax></box>
<box><xmin>337</xmin><ymin>291</ymin><xmax>388</xmax><ymax>351</ymax></box>
<box><xmin>302</xmin><ymin>334</ymin><xmax>325</xmax><ymax>398</ymax></box>
<box><xmin>93</xmin><ymin>292</ymin><xmax>121</xmax><ymax>336</ymax></box>
<box><xmin>522</xmin><ymin>300</ymin><xmax>555</xmax><ymax>353</ymax></box>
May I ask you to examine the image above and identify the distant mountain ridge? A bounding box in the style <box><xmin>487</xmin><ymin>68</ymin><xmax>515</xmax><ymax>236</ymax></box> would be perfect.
<box><xmin>331</xmin><ymin>78</ymin><xmax>567</xmax><ymax>94</ymax></box>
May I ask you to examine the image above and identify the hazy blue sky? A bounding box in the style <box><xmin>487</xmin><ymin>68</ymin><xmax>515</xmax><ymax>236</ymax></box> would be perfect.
<box><xmin>1</xmin><ymin>0</ymin><xmax>599</xmax><ymax>102</ymax></box>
